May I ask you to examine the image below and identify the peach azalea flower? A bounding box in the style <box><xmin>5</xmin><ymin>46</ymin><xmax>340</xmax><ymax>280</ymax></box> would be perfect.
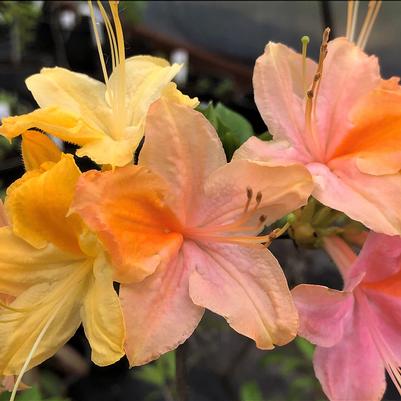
<box><xmin>293</xmin><ymin>233</ymin><xmax>401</xmax><ymax>401</ymax></box>
<box><xmin>72</xmin><ymin>99</ymin><xmax>314</xmax><ymax>366</ymax></box>
<box><xmin>237</xmin><ymin>33</ymin><xmax>401</xmax><ymax>235</ymax></box>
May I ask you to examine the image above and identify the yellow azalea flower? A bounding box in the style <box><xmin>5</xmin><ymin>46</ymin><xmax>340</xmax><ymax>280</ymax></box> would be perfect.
<box><xmin>0</xmin><ymin>132</ymin><xmax>125</xmax><ymax>385</ymax></box>
<box><xmin>0</xmin><ymin>1</ymin><xmax>198</xmax><ymax>167</ymax></box>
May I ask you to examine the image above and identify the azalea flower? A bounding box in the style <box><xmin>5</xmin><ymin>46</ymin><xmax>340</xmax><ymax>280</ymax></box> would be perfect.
<box><xmin>0</xmin><ymin>1</ymin><xmax>198</xmax><ymax>167</ymax></box>
<box><xmin>292</xmin><ymin>232</ymin><xmax>401</xmax><ymax>401</ymax></box>
<box><xmin>72</xmin><ymin>99</ymin><xmax>314</xmax><ymax>366</ymax></box>
<box><xmin>0</xmin><ymin>131</ymin><xmax>124</xmax><ymax>385</ymax></box>
<box><xmin>237</xmin><ymin>5</ymin><xmax>401</xmax><ymax>235</ymax></box>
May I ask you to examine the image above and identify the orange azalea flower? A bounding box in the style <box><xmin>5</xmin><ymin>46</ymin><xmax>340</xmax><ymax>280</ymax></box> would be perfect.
<box><xmin>72</xmin><ymin>99</ymin><xmax>314</xmax><ymax>366</ymax></box>
<box><xmin>237</xmin><ymin>3</ymin><xmax>401</xmax><ymax>235</ymax></box>
<box><xmin>0</xmin><ymin>2</ymin><xmax>197</xmax><ymax>167</ymax></box>
<box><xmin>0</xmin><ymin>132</ymin><xmax>124</xmax><ymax>392</ymax></box>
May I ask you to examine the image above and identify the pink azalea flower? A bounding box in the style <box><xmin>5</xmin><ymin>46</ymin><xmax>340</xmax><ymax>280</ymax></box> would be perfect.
<box><xmin>72</xmin><ymin>99</ymin><xmax>314</xmax><ymax>366</ymax></box>
<box><xmin>293</xmin><ymin>232</ymin><xmax>401</xmax><ymax>400</ymax></box>
<box><xmin>237</xmin><ymin>33</ymin><xmax>401</xmax><ymax>235</ymax></box>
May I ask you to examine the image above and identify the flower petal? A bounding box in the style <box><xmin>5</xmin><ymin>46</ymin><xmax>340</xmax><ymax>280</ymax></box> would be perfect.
<box><xmin>140</xmin><ymin>99</ymin><xmax>226</xmax><ymax>224</ymax></box>
<box><xmin>314</xmin><ymin>301</ymin><xmax>386</xmax><ymax>401</ymax></box>
<box><xmin>121</xmin><ymin>242</ymin><xmax>204</xmax><ymax>366</ymax></box>
<box><xmin>26</xmin><ymin>67</ymin><xmax>110</xmax><ymax>133</ymax></box>
<box><xmin>195</xmin><ymin>158</ymin><xmax>313</xmax><ymax>228</ymax></box>
<box><xmin>0</xmin><ymin>226</ymin><xmax>81</xmax><ymax>297</ymax></box>
<box><xmin>80</xmin><ymin>251</ymin><xmax>125</xmax><ymax>366</ymax></box>
<box><xmin>292</xmin><ymin>284</ymin><xmax>353</xmax><ymax>347</ymax></box>
<box><xmin>316</xmin><ymin>38</ymin><xmax>380</xmax><ymax>158</ymax></box>
<box><xmin>5</xmin><ymin>154</ymin><xmax>83</xmax><ymax>254</ymax></box>
<box><xmin>253</xmin><ymin>42</ymin><xmax>315</xmax><ymax>159</ymax></box>
<box><xmin>188</xmin><ymin>241</ymin><xmax>298</xmax><ymax>349</ymax></box>
<box><xmin>308</xmin><ymin>160</ymin><xmax>401</xmax><ymax>235</ymax></box>
<box><xmin>349</xmin><ymin>232</ymin><xmax>401</xmax><ymax>284</ymax></box>
<box><xmin>21</xmin><ymin>130</ymin><xmax>62</xmax><ymax>171</ymax></box>
<box><xmin>331</xmin><ymin>79</ymin><xmax>401</xmax><ymax>175</ymax></box>
<box><xmin>0</xmin><ymin>106</ymin><xmax>104</xmax><ymax>145</ymax></box>
<box><xmin>0</xmin><ymin>200</ymin><xmax>8</xmax><ymax>228</ymax></box>
<box><xmin>0</xmin><ymin>252</ymin><xmax>90</xmax><ymax>375</ymax></box>
<box><xmin>72</xmin><ymin>165</ymin><xmax>183</xmax><ymax>283</ymax></box>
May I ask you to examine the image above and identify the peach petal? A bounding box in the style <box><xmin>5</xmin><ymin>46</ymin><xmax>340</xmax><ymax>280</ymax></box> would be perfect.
<box><xmin>188</xmin><ymin>241</ymin><xmax>298</xmax><ymax>349</ymax></box>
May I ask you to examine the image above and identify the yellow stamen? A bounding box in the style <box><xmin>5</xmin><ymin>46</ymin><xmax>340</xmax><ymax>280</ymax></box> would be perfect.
<box><xmin>346</xmin><ymin>1</ymin><xmax>355</xmax><ymax>40</ymax></box>
<box><xmin>88</xmin><ymin>1</ymin><xmax>109</xmax><ymax>87</ymax></box>
<box><xmin>305</xmin><ymin>28</ymin><xmax>330</xmax><ymax>159</ymax></box>
<box><xmin>358</xmin><ymin>1</ymin><xmax>382</xmax><ymax>50</ymax></box>
<box><xmin>9</xmin><ymin>305</ymin><xmax>61</xmax><ymax>401</ymax></box>
<box><xmin>301</xmin><ymin>35</ymin><xmax>310</xmax><ymax>96</ymax></box>
<box><xmin>349</xmin><ymin>0</ymin><xmax>360</xmax><ymax>43</ymax></box>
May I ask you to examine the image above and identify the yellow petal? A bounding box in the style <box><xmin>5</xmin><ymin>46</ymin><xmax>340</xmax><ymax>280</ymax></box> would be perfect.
<box><xmin>0</xmin><ymin>256</ymin><xmax>91</xmax><ymax>375</ymax></box>
<box><xmin>81</xmin><ymin>251</ymin><xmax>125</xmax><ymax>366</ymax></box>
<box><xmin>5</xmin><ymin>154</ymin><xmax>83</xmax><ymax>254</ymax></box>
<box><xmin>21</xmin><ymin>130</ymin><xmax>62</xmax><ymax>171</ymax></box>
<box><xmin>161</xmin><ymin>82</ymin><xmax>199</xmax><ymax>108</ymax></box>
<box><xmin>0</xmin><ymin>200</ymin><xmax>8</xmax><ymax>228</ymax></box>
<box><xmin>26</xmin><ymin>67</ymin><xmax>111</xmax><ymax>134</ymax></box>
<box><xmin>0</xmin><ymin>226</ymin><xmax>81</xmax><ymax>297</ymax></box>
<box><xmin>0</xmin><ymin>106</ymin><xmax>104</xmax><ymax>145</ymax></box>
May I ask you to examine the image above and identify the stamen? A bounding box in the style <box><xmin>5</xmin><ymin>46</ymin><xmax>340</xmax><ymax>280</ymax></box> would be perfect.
<box><xmin>349</xmin><ymin>0</ymin><xmax>360</xmax><ymax>43</ymax></box>
<box><xmin>305</xmin><ymin>28</ymin><xmax>330</xmax><ymax>159</ymax></box>
<box><xmin>9</xmin><ymin>306</ymin><xmax>61</xmax><ymax>401</ymax></box>
<box><xmin>254</xmin><ymin>191</ymin><xmax>263</xmax><ymax>210</ymax></box>
<box><xmin>88</xmin><ymin>1</ymin><xmax>109</xmax><ymax>87</ymax></box>
<box><xmin>358</xmin><ymin>1</ymin><xmax>382</xmax><ymax>50</ymax></box>
<box><xmin>301</xmin><ymin>35</ymin><xmax>310</xmax><ymax>96</ymax></box>
<box><xmin>244</xmin><ymin>187</ymin><xmax>253</xmax><ymax>213</ymax></box>
<box><xmin>346</xmin><ymin>0</ymin><xmax>355</xmax><ymax>40</ymax></box>
<box><xmin>97</xmin><ymin>1</ymin><xmax>118</xmax><ymax>71</ymax></box>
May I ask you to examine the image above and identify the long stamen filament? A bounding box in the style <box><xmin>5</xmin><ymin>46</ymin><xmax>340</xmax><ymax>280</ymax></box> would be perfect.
<box><xmin>301</xmin><ymin>36</ymin><xmax>310</xmax><ymax>97</ymax></box>
<box><xmin>88</xmin><ymin>1</ymin><xmax>109</xmax><ymax>87</ymax></box>
<box><xmin>9</xmin><ymin>305</ymin><xmax>61</xmax><ymax>401</ymax></box>
<box><xmin>346</xmin><ymin>1</ymin><xmax>355</xmax><ymax>40</ymax></box>
<box><xmin>349</xmin><ymin>0</ymin><xmax>360</xmax><ymax>43</ymax></box>
<box><xmin>359</xmin><ymin>1</ymin><xmax>382</xmax><ymax>50</ymax></box>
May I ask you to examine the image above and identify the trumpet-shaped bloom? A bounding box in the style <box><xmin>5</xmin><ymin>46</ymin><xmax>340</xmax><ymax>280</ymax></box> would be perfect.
<box><xmin>72</xmin><ymin>99</ymin><xmax>314</xmax><ymax>366</ymax></box>
<box><xmin>293</xmin><ymin>233</ymin><xmax>401</xmax><ymax>401</ymax></box>
<box><xmin>0</xmin><ymin>2</ymin><xmax>197</xmax><ymax>167</ymax></box>
<box><xmin>0</xmin><ymin>132</ymin><xmax>124</xmax><ymax>375</ymax></box>
<box><xmin>238</xmin><ymin>36</ymin><xmax>401</xmax><ymax>235</ymax></box>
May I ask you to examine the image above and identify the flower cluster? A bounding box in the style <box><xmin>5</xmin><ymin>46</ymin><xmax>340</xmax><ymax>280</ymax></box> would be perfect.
<box><xmin>0</xmin><ymin>1</ymin><xmax>399</xmax><ymax>400</ymax></box>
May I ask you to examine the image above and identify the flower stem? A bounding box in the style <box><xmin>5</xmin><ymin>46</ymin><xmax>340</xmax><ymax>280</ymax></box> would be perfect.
<box><xmin>176</xmin><ymin>341</ymin><xmax>189</xmax><ymax>401</ymax></box>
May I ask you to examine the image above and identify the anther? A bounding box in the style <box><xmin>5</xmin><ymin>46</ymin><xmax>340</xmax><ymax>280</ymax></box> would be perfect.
<box><xmin>259</xmin><ymin>215</ymin><xmax>267</xmax><ymax>223</ymax></box>
<box><xmin>246</xmin><ymin>187</ymin><xmax>253</xmax><ymax>200</ymax></box>
<box><xmin>255</xmin><ymin>191</ymin><xmax>262</xmax><ymax>205</ymax></box>
<box><xmin>307</xmin><ymin>90</ymin><xmax>313</xmax><ymax>99</ymax></box>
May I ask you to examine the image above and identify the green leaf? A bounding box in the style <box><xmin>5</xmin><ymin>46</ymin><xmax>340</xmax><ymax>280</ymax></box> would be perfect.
<box><xmin>198</xmin><ymin>102</ymin><xmax>254</xmax><ymax>160</ymax></box>
<box><xmin>135</xmin><ymin>351</ymin><xmax>175</xmax><ymax>388</ymax></box>
<box><xmin>258</xmin><ymin>132</ymin><xmax>273</xmax><ymax>141</ymax></box>
<box><xmin>240</xmin><ymin>381</ymin><xmax>264</xmax><ymax>401</ymax></box>
<box><xmin>295</xmin><ymin>337</ymin><xmax>315</xmax><ymax>360</ymax></box>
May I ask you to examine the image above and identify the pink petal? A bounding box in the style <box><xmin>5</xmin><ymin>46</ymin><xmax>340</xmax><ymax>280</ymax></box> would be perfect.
<box><xmin>317</xmin><ymin>38</ymin><xmax>380</xmax><ymax>159</ymax></box>
<box><xmin>121</xmin><ymin>242</ymin><xmax>204</xmax><ymax>366</ymax></box>
<box><xmin>253</xmin><ymin>42</ymin><xmax>315</xmax><ymax>160</ymax></box>
<box><xmin>323</xmin><ymin>236</ymin><xmax>358</xmax><ymax>285</ymax></box>
<box><xmin>308</xmin><ymin>159</ymin><xmax>401</xmax><ymax>235</ymax></box>
<box><xmin>188</xmin><ymin>241</ymin><xmax>298</xmax><ymax>349</ymax></box>
<box><xmin>314</xmin><ymin>300</ymin><xmax>386</xmax><ymax>401</ymax></box>
<box><xmin>350</xmin><ymin>232</ymin><xmax>401</xmax><ymax>283</ymax></box>
<box><xmin>194</xmin><ymin>158</ymin><xmax>312</xmax><ymax>228</ymax></box>
<box><xmin>140</xmin><ymin>99</ymin><xmax>226</xmax><ymax>224</ymax></box>
<box><xmin>360</xmin><ymin>288</ymin><xmax>401</xmax><ymax>368</ymax></box>
<box><xmin>292</xmin><ymin>284</ymin><xmax>353</xmax><ymax>347</ymax></box>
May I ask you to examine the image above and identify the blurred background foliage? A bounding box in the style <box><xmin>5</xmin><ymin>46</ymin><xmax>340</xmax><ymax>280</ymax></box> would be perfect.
<box><xmin>0</xmin><ymin>1</ymin><xmax>400</xmax><ymax>400</ymax></box>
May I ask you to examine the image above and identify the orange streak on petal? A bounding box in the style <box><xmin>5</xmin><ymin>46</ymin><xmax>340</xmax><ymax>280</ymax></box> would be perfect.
<box><xmin>73</xmin><ymin>165</ymin><xmax>183</xmax><ymax>283</ymax></box>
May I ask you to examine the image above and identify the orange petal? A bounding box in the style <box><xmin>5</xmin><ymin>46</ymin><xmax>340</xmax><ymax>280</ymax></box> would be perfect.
<box><xmin>72</xmin><ymin>165</ymin><xmax>183</xmax><ymax>283</ymax></box>
<box><xmin>331</xmin><ymin>79</ymin><xmax>401</xmax><ymax>175</ymax></box>
<box><xmin>5</xmin><ymin>154</ymin><xmax>83</xmax><ymax>254</ymax></box>
<box><xmin>21</xmin><ymin>130</ymin><xmax>62</xmax><ymax>171</ymax></box>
